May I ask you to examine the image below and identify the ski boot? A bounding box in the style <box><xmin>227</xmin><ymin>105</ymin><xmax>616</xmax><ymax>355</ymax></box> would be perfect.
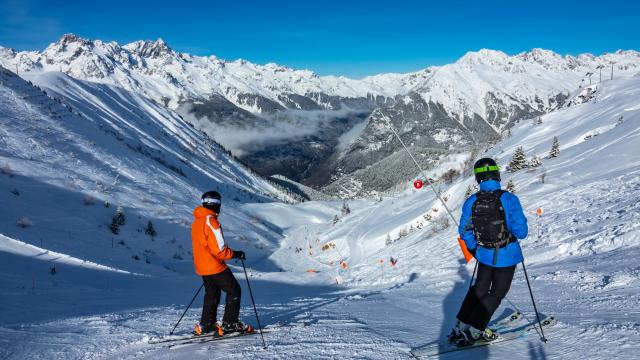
<box><xmin>457</xmin><ymin>327</ymin><xmax>499</xmax><ymax>346</ymax></box>
<box><xmin>220</xmin><ymin>321</ymin><xmax>253</xmax><ymax>336</ymax></box>
<box><xmin>447</xmin><ymin>321</ymin><xmax>468</xmax><ymax>344</ymax></box>
<box><xmin>194</xmin><ymin>322</ymin><xmax>219</xmax><ymax>336</ymax></box>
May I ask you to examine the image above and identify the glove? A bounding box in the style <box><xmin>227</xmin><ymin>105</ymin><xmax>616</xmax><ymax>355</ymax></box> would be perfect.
<box><xmin>232</xmin><ymin>250</ymin><xmax>246</xmax><ymax>260</ymax></box>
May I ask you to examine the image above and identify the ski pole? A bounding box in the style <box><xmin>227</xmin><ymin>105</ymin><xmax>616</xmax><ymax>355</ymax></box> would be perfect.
<box><xmin>388</xmin><ymin>124</ymin><xmax>459</xmax><ymax>228</ymax></box>
<box><xmin>170</xmin><ymin>283</ymin><xmax>204</xmax><ymax>335</ymax></box>
<box><xmin>241</xmin><ymin>259</ymin><xmax>267</xmax><ymax>348</ymax></box>
<box><xmin>468</xmin><ymin>260</ymin><xmax>477</xmax><ymax>291</ymax></box>
<box><xmin>521</xmin><ymin>261</ymin><xmax>547</xmax><ymax>342</ymax></box>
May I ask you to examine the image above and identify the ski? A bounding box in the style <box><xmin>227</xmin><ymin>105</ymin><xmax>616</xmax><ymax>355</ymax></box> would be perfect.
<box><xmin>445</xmin><ymin>311</ymin><xmax>523</xmax><ymax>344</ymax></box>
<box><xmin>148</xmin><ymin>326</ymin><xmax>276</xmax><ymax>346</ymax></box>
<box><xmin>490</xmin><ymin>311</ymin><xmax>524</xmax><ymax>332</ymax></box>
<box><xmin>410</xmin><ymin>315</ymin><xmax>556</xmax><ymax>359</ymax></box>
<box><xmin>148</xmin><ymin>333</ymin><xmax>220</xmax><ymax>345</ymax></box>
<box><xmin>167</xmin><ymin>330</ymin><xmax>262</xmax><ymax>348</ymax></box>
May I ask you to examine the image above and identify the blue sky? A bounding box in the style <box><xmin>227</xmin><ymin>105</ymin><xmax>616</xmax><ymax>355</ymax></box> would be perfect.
<box><xmin>0</xmin><ymin>0</ymin><xmax>638</xmax><ymax>78</ymax></box>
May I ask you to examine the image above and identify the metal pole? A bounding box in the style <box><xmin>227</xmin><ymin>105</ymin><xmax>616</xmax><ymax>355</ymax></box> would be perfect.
<box><xmin>241</xmin><ymin>260</ymin><xmax>267</xmax><ymax>348</ymax></box>
<box><xmin>611</xmin><ymin>63</ymin><xmax>613</xmax><ymax>80</ymax></box>
<box><xmin>169</xmin><ymin>283</ymin><xmax>204</xmax><ymax>335</ymax></box>
<box><xmin>521</xmin><ymin>261</ymin><xmax>547</xmax><ymax>342</ymax></box>
<box><xmin>388</xmin><ymin>124</ymin><xmax>459</xmax><ymax>227</ymax></box>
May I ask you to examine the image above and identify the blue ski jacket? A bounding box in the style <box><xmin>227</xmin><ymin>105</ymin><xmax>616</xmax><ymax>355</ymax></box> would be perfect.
<box><xmin>458</xmin><ymin>179</ymin><xmax>528</xmax><ymax>268</ymax></box>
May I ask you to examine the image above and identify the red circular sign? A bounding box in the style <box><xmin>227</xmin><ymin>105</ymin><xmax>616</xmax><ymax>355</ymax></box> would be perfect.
<box><xmin>413</xmin><ymin>179</ymin><xmax>424</xmax><ymax>189</ymax></box>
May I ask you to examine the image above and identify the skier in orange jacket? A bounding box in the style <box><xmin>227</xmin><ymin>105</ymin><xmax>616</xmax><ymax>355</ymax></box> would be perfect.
<box><xmin>192</xmin><ymin>191</ymin><xmax>247</xmax><ymax>335</ymax></box>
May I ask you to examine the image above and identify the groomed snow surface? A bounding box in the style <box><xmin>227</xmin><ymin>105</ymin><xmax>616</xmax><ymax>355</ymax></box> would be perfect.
<box><xmin>1</xmin><ymin>72</ymin><xmax>640</xmax><ymax>359</ymax></box>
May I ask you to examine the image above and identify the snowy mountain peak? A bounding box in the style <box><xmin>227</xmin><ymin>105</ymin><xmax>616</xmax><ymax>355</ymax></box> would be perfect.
<box><xmin>44</xmin><ymin>33</ymin><xmax>96</xmax><ymax>56</ymax></box>
<box><xmin>125</xmin><ymin>38</ymin><xmax>173</xmax><ymax>58</ymax></box>
<box><xmin>56</xmin><ymin>33</ymin><xmax>92</xmax><ymax>46</ymax></box>
<box><xmin>457</xmin><ymin>49</ymin><xmax>510</xmax><ymax>65</ymax></box>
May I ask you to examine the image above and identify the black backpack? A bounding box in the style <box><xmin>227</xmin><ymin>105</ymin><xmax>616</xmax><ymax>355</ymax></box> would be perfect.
<box><xmin>471</xmin><ymin>190</ymin><xmax>515</xmax><ymax>263</ymax></box>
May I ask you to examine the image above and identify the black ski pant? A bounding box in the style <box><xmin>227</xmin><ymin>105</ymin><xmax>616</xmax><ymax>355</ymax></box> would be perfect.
<box><xmin>457</xmin><ymin>262</ymin><xmax>516</xmax><ymax>330</ymax></box>
<box><xmin>200</xmin><ymin>268</ymin><xmax>241</xmax><ymax>328</ymax></box>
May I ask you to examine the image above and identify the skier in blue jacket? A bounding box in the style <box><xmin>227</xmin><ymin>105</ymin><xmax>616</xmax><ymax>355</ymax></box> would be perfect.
<box><xmin>449</xmin><ymin>157</ymin><xmax>528</xmax><ymax>345</ymax></box>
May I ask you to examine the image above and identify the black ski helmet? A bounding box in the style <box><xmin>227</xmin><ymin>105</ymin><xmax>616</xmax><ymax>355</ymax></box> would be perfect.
<box><xmin>201</xmin><ymin>191</ymin><xmax>221</xmax><ymax>213</ymax></box>
<box><xmin>473</xmin><ymin>158</ymin><xmax>501</xmax><ymax>183</ymax></box>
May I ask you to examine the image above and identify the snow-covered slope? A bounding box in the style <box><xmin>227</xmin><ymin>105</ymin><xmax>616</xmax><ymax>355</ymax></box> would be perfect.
<box><xmin>323</xmin><ymin>49</ymin><xmax>640</xmax><ymax>196</ymax></box>
<box><xmin>0</xmin><ymin>65</ymin><xmax>295</xmax><ymax>286</ymax></box>
<box><xmin>1</xmin><ymin>55</ymin><xmax>640</xmax><ymax>360</ymax></box>
<box><xmin>307</xmin><ymin>74</ymin><xmax>640</xmax><ymax>285</ymax></box>
<box><xmin>2</xmin><ymin>72</ymin><xmax>638</xmax><ymax>359</ymax></box>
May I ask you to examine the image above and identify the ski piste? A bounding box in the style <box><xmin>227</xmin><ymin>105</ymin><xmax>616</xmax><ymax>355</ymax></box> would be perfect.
<box><xmin>410</xmin><ymin>315</ymin><xmax>556</xmax><ymax>359</ymax></box>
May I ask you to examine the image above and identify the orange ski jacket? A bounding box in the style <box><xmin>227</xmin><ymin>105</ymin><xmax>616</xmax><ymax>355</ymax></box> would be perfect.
<box><xmin>191</xmin><ymin>206</ymin><xmax>234</xmax><ymax>275</ymax></box>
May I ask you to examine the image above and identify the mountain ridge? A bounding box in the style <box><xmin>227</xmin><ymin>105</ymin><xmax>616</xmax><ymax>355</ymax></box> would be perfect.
<box><xmin>2</xmin><ymin>33</ymin><xmax>638</xmax><ymax>113</ymax></box>
<box><xmin>3</xmin><ymin>34</ymin><xmax>639</xmax><ymax>195</ymax></box>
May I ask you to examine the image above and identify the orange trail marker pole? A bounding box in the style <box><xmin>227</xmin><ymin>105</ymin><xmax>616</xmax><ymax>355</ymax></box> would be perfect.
<box><xmin>536</xmin><ymin>208</ymin><xmax>543</xmax><ymax>242</ymax></box>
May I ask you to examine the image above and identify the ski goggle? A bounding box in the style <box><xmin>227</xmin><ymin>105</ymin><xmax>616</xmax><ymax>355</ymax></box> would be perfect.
<box><xmin>202</xmin><ymin>198</ymin><xmax>221</xmax><ymax>205</ymax></box>
<box><xmin>474</xmin><ymin>165</ymin><xmax>500</xmax><ymax>174</ymax></box>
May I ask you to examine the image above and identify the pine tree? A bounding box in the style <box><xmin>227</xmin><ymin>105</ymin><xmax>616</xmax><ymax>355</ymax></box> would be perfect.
<box><xmin>464</xmin><ymin>184</ymin><xmax>477</xmax><ymax>197</ymax></box>
<box><xmin>549</xmin><ymin>137</ymin><xmax>560</xmax><ymax>158</ymax></box>
<box><xmin>506</xmin><ymin>178</ymin><xmax>516</xmax><ymax>193</ymax></box>
<box><xmin>145</xmin><ymin>221</ymin><xmax>157</xmax><ymax>238</ymax></box>
<box><xmin>110</xmin><ymin>206</ymin><xmax>126</xmax><ymax>235</ymax></box>
<box><xmin>332</xmin><ymin>215</ymin><xmax>340</xmax><ymax>225</ymax></box>
<box><xmin>508</xmin><ymin>146</ymin><xmax>529</xmax><ymax>172</ymax></box>
<box><xmin>385</xmin><ymin>234</ymin><xmax>392</xmax><ymax>246</ymax></box>
<box><xmin>341</xmin><ymin>202</ymin><xmax>351</xmax><ymax>216</ymax></box>
<box><xmin>530</xmin><ymin>155</ymin><xmax>542</xmax><ymax>167</ymax></box>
